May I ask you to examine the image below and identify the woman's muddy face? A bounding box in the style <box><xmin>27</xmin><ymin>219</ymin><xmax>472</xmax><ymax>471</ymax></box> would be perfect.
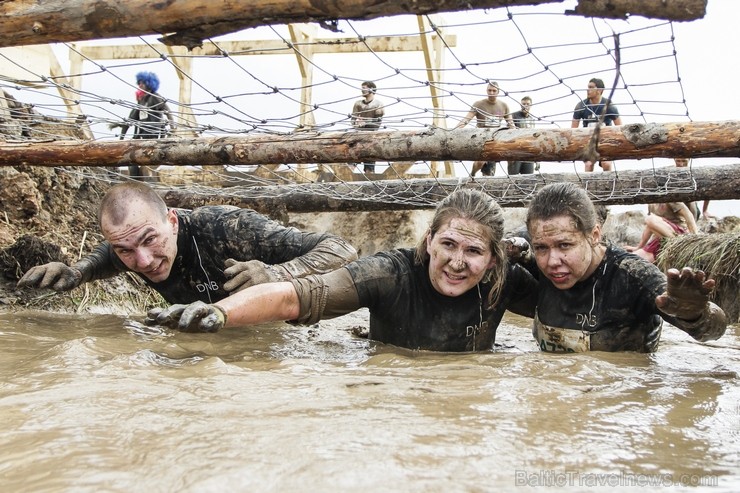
<box><xmin>529</xmin><ymin>215</ymin><xmax>600</xmax><ymax>290</ymax></box>
<box><xmin>426</xmin><ymin>217</ymin><xmax>496</xmax><ymax>297</ymax></box>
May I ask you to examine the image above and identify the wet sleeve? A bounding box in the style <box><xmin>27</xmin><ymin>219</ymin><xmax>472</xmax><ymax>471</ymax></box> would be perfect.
<box><xmin>277</xmin><ymin>234</ymin><xmax>358</xmax><ymax>280</ymax></box>
<box><xmin>290</xmin><ymin>268</ymin><xmax>361</xmax><ymax>325</ymax></box>
<box><xmin>623</xmin><ymin>256</ymin><xmax>727</xmax><ymax>342</ymax></box>
<box><xmin>503</xmin><ymin>264</ymin><xmax>538</xmax><ymax>319</ymax></box>
<box><xmin>220</xmin><ymin>209</ymin><xmax>356</xmax><ymax>274</ymax></box>
<box><xmin>606</xmin><ymin>100</ymin><xmax>620</xmax><ymax>117</ymax></box>
<box><xmin>572</xmin><ymin>101</ymin><xmax>584</xmax><ymax>120</ymax></box>
<box><xmin>119</xmin><ymin>108</ymin><xmax>139</xmax><ymax>137</ymax></box>
<box><xmin>664</xmin><ymin>302</ymin><xmax>727</xmax><ymax>342</ymax></box>
<box><xmin>72</xmin><ymin>241</ymin><xmax>123</xmax><ymax>283</ymax></box>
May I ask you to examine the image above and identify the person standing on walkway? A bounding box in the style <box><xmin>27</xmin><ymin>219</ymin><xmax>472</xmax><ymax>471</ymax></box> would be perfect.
<box><xmin>571</xmin><ymin>78</ymin><xmax>622</xmax><ymax>172</ymax></box>
<box><xmin>351</xmin><ymin>81</ymin><xmax>385</xmax><ymax>174</ymax></box>
<box><xmin>455</xmin><ymin>81</ymin><xmax>514</xmax><ymax>177</ymax></box>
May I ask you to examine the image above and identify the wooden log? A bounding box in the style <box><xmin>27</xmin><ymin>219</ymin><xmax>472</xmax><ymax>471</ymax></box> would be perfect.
<box><xmin>0</xmin><ymin>0</ymin><xmax>706</xmax><ymax>50</ymax></box>
<box><xmin>570</xmin><ymin>0</ymin><xmax>707</xmax><ymax>20</ymax></box>
<box><xmin>161</xmin><ymin>163</ymin><xmax>740</xmax><ymax>213</ymax></box>
<box><xmin>1</xmin><ymin>122</ymin><xmax>738</xmax><ymax>167</ymax></box>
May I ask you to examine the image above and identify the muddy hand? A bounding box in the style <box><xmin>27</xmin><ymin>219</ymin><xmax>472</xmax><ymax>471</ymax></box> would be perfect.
<box><xmin>17</xmin><ymin>262</ymin><xmax>82</xmax><ymax>291</ymax></box>
<box><xmin>223</xmin><ymin>259</ymin><xmax>287</xmax><ymax>293</ymax></box>
<box><xmin>177</xmin><ymin>301</ymin><xmax>227</xmax><ymax>333</ymax></box>
<box><xmin>655</xmin><ymin>267</ymin><xmax>714</xmax><ymax>320</ymax></box>
<box><xmin>502</xmin><ymin>237</ymin><xmax>531</xmax><ymax>263</ymax></box>
<box><xmin>144</xmin><ymin>304</ymin><xmax>188</xmax><ymax>329</ymax></box>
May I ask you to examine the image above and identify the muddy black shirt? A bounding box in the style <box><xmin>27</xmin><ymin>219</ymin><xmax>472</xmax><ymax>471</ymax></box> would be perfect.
<box><xmin>346</xmin><ymin>249</ymin><xmax>538</xmax><ymax>352</ymax></box>
<box><xmin>82</xmin><ymin>206</ymin><xmax>347</xmax><ymax>304</ymax></box>
<box><xmin>534</xmin><ymin>244</ymin><xmax>668</xmax><ymax>353</ymax></box>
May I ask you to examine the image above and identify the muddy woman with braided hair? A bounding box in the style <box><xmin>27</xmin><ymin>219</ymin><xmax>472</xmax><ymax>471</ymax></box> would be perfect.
<box><xmin>147</xmin><ymin>189</ymin><xmax>539</xmax><ymax>352</ymax></box>
<box><xmin>524</xmin><ymin>182</ymin><xmax>726</xmax><ymax>353</ymax></box>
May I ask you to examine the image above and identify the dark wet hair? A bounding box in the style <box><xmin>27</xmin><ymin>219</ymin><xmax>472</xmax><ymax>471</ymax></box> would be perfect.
<box><xmin>362</xmin><ymin>81</ymin><xmax>377</xmax><ymax>93</ymax></box>
<box><xmin>594</xmin><ymin>204</ymin><xmax>609</xmax><ymax>226</ymax></box>
<box><xmin>136</xmin><ymin>71</ymin><xmax>160</xmax><ymax>92</ymax></box>
<box><xmin>98</xmin><ymin>181</ymin><xmax>168</xmax><ymax>227</ymax></box>
<box><xmin>589</xmin><ymin>77</ymin><xmax>605</xmax><ymax>89</ymax></box>
<box><xmin>526</xmin><ymin>182</ymin><xmax>599</xmax><ymax>237</ymax></box>
<box><xmin>415</xmin><ymin>188</ymin><xmax>507</xmax><ymax>307</ymax></box>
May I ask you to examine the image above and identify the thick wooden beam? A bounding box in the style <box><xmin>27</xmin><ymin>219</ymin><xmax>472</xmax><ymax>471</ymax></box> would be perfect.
<box><xmin>75</xmin><ymin>35</ymin><xmax>457</xmax><ymax>60</ymax></box>
<box><xmin>0</xmin><ymin>0</ymin><xmax>706</xmax><ymax>50</ymax></box>
<box><xmin>160</xmin><ymin>164</ymin><xmax>740</xmax><ymax>213</ymax></box>
<box><xmin>1</xmin><ymin>122</ymin><xmax>738</xmax><ymax>167</ymax></box>
<box><xmin>570</xmin><ymin>0</ymin><xmax>707</xmax><ymax>20</ymax></box>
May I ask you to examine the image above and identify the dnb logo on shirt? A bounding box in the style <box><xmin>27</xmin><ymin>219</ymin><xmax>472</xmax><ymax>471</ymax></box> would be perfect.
<box><xmin>196</xmin><ymin>280</ymin><xmax>219</xmax><ymax>293</ymax></box>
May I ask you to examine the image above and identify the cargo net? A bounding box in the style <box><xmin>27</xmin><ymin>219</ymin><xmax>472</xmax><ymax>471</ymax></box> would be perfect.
<box><xmin>0</xmin><ymin>4</ymin><xmax>708</xmax><ymax>209</ymax></box>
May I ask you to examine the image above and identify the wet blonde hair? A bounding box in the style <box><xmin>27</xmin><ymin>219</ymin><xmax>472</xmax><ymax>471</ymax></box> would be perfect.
<box><xmin>415</xmin><ymin>188</ymin><xmax>507</xmax><ymax>308</ymax></box>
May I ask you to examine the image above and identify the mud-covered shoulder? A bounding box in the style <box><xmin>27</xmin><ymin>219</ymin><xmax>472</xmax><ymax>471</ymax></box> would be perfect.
<box><xmin>608</xmin><ymin>244</ymin><xmax>666</xmax><ymax>296</ymax></box>
<box><xmin>345</xmin><ymin>248</ymin><xmax>416</xmax><ymax>285</ymax></box>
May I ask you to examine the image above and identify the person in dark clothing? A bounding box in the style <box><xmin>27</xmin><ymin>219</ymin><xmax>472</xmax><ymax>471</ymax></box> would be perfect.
<box><xmin>523</xmin><ymin>182</ymin><xmax>726</xmax><ymax>352</ymax></box>
<box><xmin>111</xmin><ymin>71</ymin><xmax>175</xmax><ymax>179</ymax></box>
<box><xmin>17</xmin><ymin>182</ymin><xmax>358</xmax><ymax>305</ymax></box>
<box><xmin>571</xmin><ymin>77</ymin><xmax>622</xmax><ymax>172</ymax></box>
<box><xmin>145</xmin><ymin>189</ymin><xmax>539</xmax><ymax>352</ymax></box>
<box><xmin>508</xmin><ymin>96</ymin><xmax>537</xmax><ymax>175</ymax></box>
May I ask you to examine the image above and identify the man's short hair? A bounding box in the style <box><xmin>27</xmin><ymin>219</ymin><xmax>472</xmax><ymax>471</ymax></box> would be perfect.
<box><xmin>99</xmin><ymin>182</ymin><xmax>168</xmax><ymax>227</ymax></box>
<box><xmin>589</xmin><ymin>78</ymin><xmax>605</xmax><ymax>89</ymax></box>
<box><xmin>362</xmin><ymin>81</ymin><xmax>377</xmax><ymax>92</ymax></box>
<box><xmin>487</xmin><ymin>81</ymin><xmax>500</xmax><ymax>88</ymax></box>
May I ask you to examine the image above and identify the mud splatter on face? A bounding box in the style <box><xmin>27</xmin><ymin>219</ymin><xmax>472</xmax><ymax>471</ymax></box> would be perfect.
<box><xmin>426</xmin><ymin>218</ymin><xmax>495</xmax><ymax>297</ymax></box>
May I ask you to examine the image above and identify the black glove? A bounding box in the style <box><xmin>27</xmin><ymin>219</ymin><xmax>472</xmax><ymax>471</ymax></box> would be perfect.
<box><xmin>223</xmin><ymin>259</ymin><xmax>289</xmax><ymax>293</ymax></box>
<box><xmin>17</xmin><ymin>262</ymin><xmax>82</xmax><ymax>291</ymax></box>
<box><xmin>145</xmin><ymin>301</ymin><xmax>227</xmax><ymax>333</ymax></box>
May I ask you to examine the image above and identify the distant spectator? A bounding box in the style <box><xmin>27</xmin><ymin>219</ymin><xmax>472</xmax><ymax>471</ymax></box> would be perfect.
<box><xmin>455</xmin><ymin>81</ymin><xmax>514</xmax><ymax>177</ymax></box>
<box><xmin>625</xmin><ymin>201</ymin><xmax>698</xmax><ymax>264</ymax></box>
<box><xmin>351</xmin><ymin>81</ymin><xmax>385</xmax><ymax>174</ymax></box>
<box><xmin>110</xmin><ymin>71</ymin><xmax>175</xmax><ymax>179</ymax></box>
<box><xmin>571</xmin><ymin>78</ymin><xmax>622</xmax><ymax>172</ymax></box>
<box><xmin>509</xmin><ymin>96</ymin><xmax>537</xmax><ymax>175</ymax></box>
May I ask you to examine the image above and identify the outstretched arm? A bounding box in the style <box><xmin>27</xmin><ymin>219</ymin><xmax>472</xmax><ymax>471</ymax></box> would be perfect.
<box><xmin>455</xmin><ymin>108</ymin><xmax>477</xmax><ymax>129</ymax></box>
<box><xmin>625</xmin><ymin>223</ymin><xmax>653</xmax><ymax>252</ymax></box>
<box><xmin>223</xmin><ymin>234</ymin><xmax>357</xmax><ymax>294</ymax></box>
<box><xmin>17</xmin><ymin>242</ymin><xmax>119</xmax><ymax>291</ymax></box>
<box><xmin>276</xmin><ymin>235</ymin><xmax>357</xmax><ymax>279</ymax></box>
<box><xmin>147</xmin><ymin>281</ymin><xmax>300</xmax><ymax>333</ymax></box>
<box><xmin>655</xmin><ymin>267</ymin><xmax>727</xmax><ymax>342</ymax></box>
<box><xmin>148</xmin><ymin>267</ymin><xmax>362</xmax><ymax>333</ymax></box>
<box><xmin>219</xmin><ymin>281</ymin><xmax>300</xmax><ymax>327</ymax></box>
<box><xmin>161</xmin><ymin>101</ymin><xmax>176</xmax><ymax>135</ymax></box>
<box><xmin>675</xmin><ymin>203</ymin><xmax>698</xmax><ymax>234</ymax></box>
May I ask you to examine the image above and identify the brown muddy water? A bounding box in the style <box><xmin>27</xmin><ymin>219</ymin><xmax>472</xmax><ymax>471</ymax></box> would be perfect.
<box><xmin>1</xmin><ymin>310</ymin><xmax>738</xmax><ymax>492</ymax></box>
